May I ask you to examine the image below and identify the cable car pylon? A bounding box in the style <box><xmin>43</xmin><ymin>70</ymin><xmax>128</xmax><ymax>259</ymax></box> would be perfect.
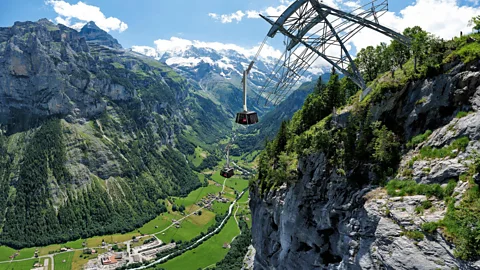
<box><xmin>256</xmin><ymin>0</ymin><xmax>410</xmax><ymax>104</ymax></box>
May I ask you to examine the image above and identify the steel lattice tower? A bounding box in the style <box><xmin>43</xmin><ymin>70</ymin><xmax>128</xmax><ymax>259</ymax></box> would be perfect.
<box><xmin>260</xmin><ymin>0</ymin><xmax>410</xmax><ymax>105</ymax></box>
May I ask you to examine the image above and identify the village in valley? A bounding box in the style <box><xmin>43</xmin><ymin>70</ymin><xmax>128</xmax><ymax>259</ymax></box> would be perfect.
<box><xmin>0</xmin><ymin>162</ymin><xmax>254</xmax><ymax>270</ymax></box>
<box><xmin>82</xmin><ymin>189</ymin><xmax>235</xmax><ymax>270</ymax></box>
<box><xmin>82</xmin><ymin>235</ymin><xmax>177</xmax><ymax>269</ymax></box>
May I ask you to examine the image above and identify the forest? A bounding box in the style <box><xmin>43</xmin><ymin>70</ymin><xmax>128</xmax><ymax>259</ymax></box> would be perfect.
<box><xmin>0</xmin><ymin>116</ymin><xmax>201</xmax><ymax>248</ymax></box>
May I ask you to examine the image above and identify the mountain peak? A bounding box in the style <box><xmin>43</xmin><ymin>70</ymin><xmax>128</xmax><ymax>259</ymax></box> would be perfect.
<box><xmin>81</xmin><ymin>21</ymin><xmax>101</xmax><ymax>31</ymax></box>
<box><xmin>37</xmin><ymin>18</ymin><xmax>53</xmax><ymax>25</ymax></box>
<box><xmin>79</xmin><ymin>21</ymin><xmax>122</xmax><ymax>49</ymax></box>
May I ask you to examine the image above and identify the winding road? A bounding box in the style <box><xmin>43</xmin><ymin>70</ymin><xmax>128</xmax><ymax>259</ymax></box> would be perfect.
<box><xmin>132</xmin><ymin>190</ymin><xmax>247</xmax><ymax>270</ymax></box>
<box><xmin>153</xmin><ymin>206</ymin><xmax>205</xmax><ymax>236</ymax></box>
<box><xmin>0</xmin><ymin>166</ymin><xmax>250</xmax><ymax>270</ymax></box>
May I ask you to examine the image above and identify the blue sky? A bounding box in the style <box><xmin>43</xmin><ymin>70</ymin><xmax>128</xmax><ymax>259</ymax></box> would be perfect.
<box><xmin>1</xmin><ymin>0</ymin><xmax>479</xmax><ymax>59</ymax></box>
<box><xmin>0</xmin><ymin>0</ymin><xmax>290</xmax><ymax>48</ymax></box>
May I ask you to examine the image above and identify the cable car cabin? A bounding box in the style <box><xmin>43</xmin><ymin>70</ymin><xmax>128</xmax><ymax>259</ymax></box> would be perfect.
<box><xmin>220</xmin><ymin>167</ymin><xmax>234</xmax><ymax>178</ymax></box>
<box><xmin>235</xmin><ymin>111</ymin><xmax>258</xmax><ymax>125</ymax></box>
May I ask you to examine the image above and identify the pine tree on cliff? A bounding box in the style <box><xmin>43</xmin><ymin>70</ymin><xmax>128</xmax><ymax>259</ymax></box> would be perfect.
<box><xmin>274</xmin><ymin>120</ymin><xmax>289</xmax><ymax>156</ymax></box>
<box><xmin>322</xmin><ymin>67</ymin><xmax>344</xmax><ymax>110</ymax></box>
<box><xmin>298</xmin><ymin>76</ymin><xmax>326</xmax><ymax>133</ymax></box>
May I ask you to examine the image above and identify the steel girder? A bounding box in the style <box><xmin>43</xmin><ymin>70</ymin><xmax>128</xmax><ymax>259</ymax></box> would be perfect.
<box><xmin>260</xmin><ymin>0</ymin><xmax>410</xmax><ymax>105</ymax></box>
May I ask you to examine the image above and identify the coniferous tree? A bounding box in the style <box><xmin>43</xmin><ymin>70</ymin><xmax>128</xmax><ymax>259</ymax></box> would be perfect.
<box><xmin>299</xmin><ymin>76</ymin><xmax>326</xmax><ymax>133</ymax></box>
<box><xmin>275</xmin><ymin>121</ymin><xmax>289</xmax><ymax>156</ymax></box>
<box><xmin>323</xmin><ymin>67</ymin><xmax>343</xmax><ymax>110</ymax></box>
<box><xmin>341</xmin><ymin>76</ymin><xmax>358</xmax><ymax>102</ymax></box>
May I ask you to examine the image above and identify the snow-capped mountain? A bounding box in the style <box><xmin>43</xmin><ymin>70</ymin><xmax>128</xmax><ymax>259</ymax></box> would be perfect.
<box><xmin>131</xmin><ymin>42</ymin><xmax>322</xmax><ymax>94</ymax></box>
<box><xmin>131</xmin><ymin>40</ymin><xmax>326</xmax><ymax>115</ymax></box>
<box><xmin>132</xmin><ymin>44</ymin><xmax>281</xmax><ymax>89</ymax></box>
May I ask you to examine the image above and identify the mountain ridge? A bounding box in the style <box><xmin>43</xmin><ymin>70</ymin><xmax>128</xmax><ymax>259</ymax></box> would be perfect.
<box><xmin>79</xmin><ymin>21</ymin><xmax>123</xmax><ymax>49</ymax></box>
<box><xmin>0</xmin><ymin>18</ymin><xmax>230</xmax><ymax>248</ymax></box>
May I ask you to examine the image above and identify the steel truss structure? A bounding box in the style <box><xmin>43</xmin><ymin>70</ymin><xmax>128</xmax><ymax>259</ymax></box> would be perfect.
<box><xmin>260</xmin><ymin>0</ymin><xmax>410</xmax><ymax>105</ymax></box>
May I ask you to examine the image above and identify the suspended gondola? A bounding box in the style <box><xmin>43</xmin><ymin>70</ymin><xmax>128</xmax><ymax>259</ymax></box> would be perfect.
<box><xmin>219</xmin><ymin>139</ymin><xmax>234</xmax><ymax>178</ymax></box>
<box><xmin>235</xmin><ymin>62</ymin><xmax>259</xmax><ymax>125</ymax></box>
<box><xmin>220</xmin><ymin>167</ymin><xmax>234</xmax><ymax>178</ymax></box>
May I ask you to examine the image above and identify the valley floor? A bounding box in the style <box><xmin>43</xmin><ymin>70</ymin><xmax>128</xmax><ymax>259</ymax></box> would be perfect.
<box><xmin>0</xmin><ymin>161</ymin><xmax>253</xmax><ymax>270</ymax></box>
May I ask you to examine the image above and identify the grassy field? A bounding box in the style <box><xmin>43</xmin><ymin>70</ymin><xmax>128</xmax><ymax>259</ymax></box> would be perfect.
<box><xmin>38</xmin><ymin>238</ymin><xmax>85</xmax><ymax>256</ymax></box>
<box><xmin>12</xmin><ymin>247</ymin><xmax>35</xmax><ymax>260</ymax></box>
<box><xmin>0</xmin><ymin>232</ymin><xmax>131</xmax><ymax>263</ymax></box>
<box><xmin>230</xmin><ymin>151</ymin><xmax>259</xmax><ymax>170</ymax></box>
<box><xmin>137</xmin><ymin>212</ymin><xmax>175</xmax><ymax>235</ymax></box>
<box><xmin>156</xmin><ymin>211</ymin><xmax>217</xmax><ymax>243</ymax></box>
<box><xmin>140</xmin><ymin>207</ymin><xmax>216</xmax><ymax>235</ymax></box>
<box><xmin>196</xmin><ymin>173</ymin><xmax>206</xmax><ymax>184</ymax></box>
<box><xmin>211</xmin><ymin>170</ymin><xmax>226</xmax><ymax>183</ymax></box>
<box><xmin>224</xmin><ymin>178</ymin><xmax>249</xmax><ymax>192</ymax></box>
<box><xmin>237</xmin><ymin>191</ymin><xmax>250</xmax><ymax>204</ymax></box>
<box><xmin>173</xmin><ymin>182</ymin><xmax>223</xmax><ymax>209</ymax></box>
<box><xmin>243</xmin><ymin>150</ymin><xmax>260</xmax><ymax>162</ymax></box>
<box><xmin>210</xmin><ymin>172</ymin><xmax>248</xmax><ymax>192</ymax></box>
<box><xmin>189</xmin><ymin>147</ymin><xmax>208</xmax><ymax>167</ymax></box>
<box><xmin>212</xmin><ymin>201</ymin><xmax>230</xmax><ymax>215</ymax></box>
<box><xmin>0</xmin><ymin>246</ymin><xmax>16</xmax><ymax>261</ymax></box>
<box><xmin>54</xmin><ymin>251</ymin><xmax>75</xmax><ymax>270</ymax></box>
<box><xmin>157</xmin><ymin>216</ymin><xmax>240</xmax><ymax>270</ymax></box>
<box><xmin>86</xmin><ymin>232</ymin><xmax>140</xmax><ymax>247</ymax></box>
<box><xmin>0</xmin><ymin>231</ymin><xmax>135</xmax><ymax>264</ymax></box>
<box><xmin>234</xmin><ymin>190</ymin><xmax>251</xmax><ymax>227</ymax></box>
<box><xmin>0</xmin><ymin>259</ymin><xmax>40</xmax><ymax>270</ymax></box>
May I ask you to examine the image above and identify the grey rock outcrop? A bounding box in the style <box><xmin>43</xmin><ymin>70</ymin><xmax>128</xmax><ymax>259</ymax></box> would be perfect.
<box><xmin>79</xmin><ymin>21</ymin><xmax>122</xmax><ymax>49</ymax></box>
<box><xmin>250</xmin><ymin>60</ymin><xmax>480</xmax><ymax>269</ymax></box>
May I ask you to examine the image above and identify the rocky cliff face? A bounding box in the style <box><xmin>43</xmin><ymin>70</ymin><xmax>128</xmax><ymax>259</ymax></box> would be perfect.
<box><xmin>250</xmin><ymin>59</ymin><xmax>480</xmax><ymax>269</ymax></box>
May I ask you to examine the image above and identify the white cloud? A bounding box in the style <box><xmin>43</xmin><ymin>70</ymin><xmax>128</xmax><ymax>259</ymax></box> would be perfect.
<box><xmin>348</xmin><ymin>0</ymin><xmax>480</xmax><ymax>51</ymax></box>
<box><xmin>246</xmin><ymin>4</ymin><xmax>290</xmax><ymax>19</ymax></box>
<box><xmin>131</xmin><ymin>45</ymin><xmax>159</xmax><ymax>59</ymax></box>
<box><xmin>344</xmin><ymin>1</ymin><xmax>361</xmax><ymax>9</ymax></box>
<box><xmin>150</xmin><ymin>36</ymin><xmax>283</xmax><ymax>60</ymax></box>
<box><xmin>208</xmin><ymin>10</ymin><xmax>245</xmax><ymax>23</ymax></box>
<box><xmin>209</xmin><ymin>0</ymin><xmax>343</xmax><ymax>24</ymax></box>
<box><xmin>45</xmin><ymin>0</ymin><xmax>128</xmax><ymax>32</ymax></box>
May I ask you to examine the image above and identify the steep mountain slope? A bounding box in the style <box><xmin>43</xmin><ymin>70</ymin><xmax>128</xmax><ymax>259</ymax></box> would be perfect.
<box><xmin>0</xmin><ymin>19</ymin><xmax>229</xmax><ymax>248</ymax></box>
<box><xmin>250</xmin><ymin>35</ymin><xmax>480</xmax><ymax>269</ymax></box>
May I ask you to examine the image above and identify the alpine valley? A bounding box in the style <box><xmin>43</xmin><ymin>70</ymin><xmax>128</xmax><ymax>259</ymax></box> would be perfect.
<box><xmin>0</xmin><ymin>19</ymin><xmax>237</xmax><ymax>248</ymax></box>
<box><xmin>2</xmin><ymin>2</ymin><xmax>480</xmax><ymax>270</ymax></box>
